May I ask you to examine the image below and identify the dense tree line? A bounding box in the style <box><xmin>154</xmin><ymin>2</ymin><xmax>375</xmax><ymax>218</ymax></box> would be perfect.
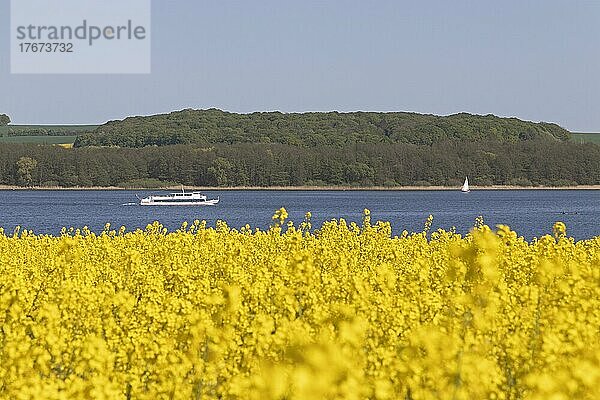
<box><xmin>0</xmin><ymin>125</ymin><xmax>96</xmax><ymax>137</ymax></box>
<box><xmin>74</xmin><ymin>109</ymin><xmax>571</xmax><ymax>148</ymax></box>
<box><xmin>0</xmin><ymin>114</ymin><xmax>9</xmax><ymax>126</ymax></box>
<box><xmin>1</xmin><ymin>140</ymin><xmax>597</xmax><ymax>187</ymax></box>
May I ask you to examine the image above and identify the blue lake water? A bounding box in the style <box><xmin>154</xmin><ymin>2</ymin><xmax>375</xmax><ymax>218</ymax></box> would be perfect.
<box><xmin>0</xmin><ymin>190</ymin><xmax>597</xmax><ymax>240</ymax></box>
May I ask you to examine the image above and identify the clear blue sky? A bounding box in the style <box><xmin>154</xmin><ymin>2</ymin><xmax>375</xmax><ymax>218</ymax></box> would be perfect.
<box><xmin>1</xmin><ymin>0</ymin><xmax>599</xmax><ymax>131</ymax></box>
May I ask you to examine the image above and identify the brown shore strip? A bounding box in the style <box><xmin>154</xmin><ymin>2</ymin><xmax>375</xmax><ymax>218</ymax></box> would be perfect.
<box><xmin>2</xmin><ymin>185</ymin><xmax>600</xmax><ymax>191</ymax></box>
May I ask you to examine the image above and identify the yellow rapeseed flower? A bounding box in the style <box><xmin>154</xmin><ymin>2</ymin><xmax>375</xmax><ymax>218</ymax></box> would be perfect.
<box><xmin>0</xmin><ymin>216</ymin><xmax>597</xmax><ymax>399</ymax></box>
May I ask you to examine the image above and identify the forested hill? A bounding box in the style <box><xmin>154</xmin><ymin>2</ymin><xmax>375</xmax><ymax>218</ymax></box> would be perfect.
<box><xmin>74</xmin><ymin>109</ymin><xmax>571</xmax><ymax>148</ymax></box>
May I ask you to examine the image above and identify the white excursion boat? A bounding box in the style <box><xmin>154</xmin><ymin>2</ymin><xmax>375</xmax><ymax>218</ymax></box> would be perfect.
<box><xmin>139</xmin><ymin>188</ymin><xmax>219</xmax><ymax>206</ymax></box>
<box><xmin>461</xmin><ymin>176</ymin><xmax>470</xmax><ymax>193</ymax></box>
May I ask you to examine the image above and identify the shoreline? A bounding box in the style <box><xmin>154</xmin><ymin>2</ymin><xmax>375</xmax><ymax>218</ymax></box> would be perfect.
<box><xmin>2</xmin><ymin>185</ymin><xmax>600</xmax><ymax>191</ymax></box>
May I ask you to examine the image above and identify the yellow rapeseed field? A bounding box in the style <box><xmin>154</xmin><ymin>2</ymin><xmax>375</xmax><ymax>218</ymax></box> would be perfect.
<box><xmin>0</xmin><ymin>209</ymin><xmax>598</xmax><ymax>399</ymax></box>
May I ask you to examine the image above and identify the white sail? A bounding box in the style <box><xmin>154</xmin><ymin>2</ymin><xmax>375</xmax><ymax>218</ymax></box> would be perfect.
<box><xmin>461</xmin><ymin>176</ymin><xmax>470</xmax><ymax>192</ymax></box>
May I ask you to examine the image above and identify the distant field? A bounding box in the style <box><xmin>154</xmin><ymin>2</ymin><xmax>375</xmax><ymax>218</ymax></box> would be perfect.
<box><xmin>0</xmin><ymin>125</ymin><xmax>98</xmax><ymax>136</ymax></box>
<box><xmin>0</xmin><ymin>135</ymin><xmax>77</xmax><ymax>145</ymax></box>
<box><xmin>571</xmin><ymin>132</ymin><xmax>600</xmax><ymax>144</ymax></box>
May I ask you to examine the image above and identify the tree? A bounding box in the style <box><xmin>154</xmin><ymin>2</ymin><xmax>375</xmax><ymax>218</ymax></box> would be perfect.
<box><xmin>0</xmin><ymin>114</ymin><xmax>9</xmax><ymax>126</ymax></box>
<box><xmin>345</xmin><ymin>162</ymin><xmax>375</xmax><ymax>185</ymax></box>
<box><xmin>207</xmin><ymin>157</ymin><xmax>233</xmax><ymax>186</ymax></box>
<box><xmin>16</xmin><ymin>157</ymin><xmax>37</xmax><ymax>187</ymax></box>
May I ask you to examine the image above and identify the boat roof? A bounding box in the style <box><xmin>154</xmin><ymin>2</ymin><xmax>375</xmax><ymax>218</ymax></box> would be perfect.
<box><xmin>167</xmin><ymin>191</ymin><xmax>204</xmax><ymax>195</ymax></box>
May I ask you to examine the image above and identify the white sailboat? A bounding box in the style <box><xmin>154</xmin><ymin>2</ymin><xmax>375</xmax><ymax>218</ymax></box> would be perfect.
<box><xmin>461</xmin><ymin>176</ymin><xmax>470</xmax><ymax>193</ymax></box>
